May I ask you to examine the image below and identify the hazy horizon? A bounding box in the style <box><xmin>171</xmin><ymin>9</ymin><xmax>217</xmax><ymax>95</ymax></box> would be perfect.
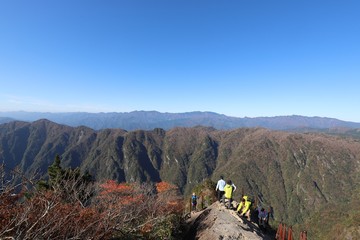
<box><xmin>1</xmin><ymin>110</ymin><xmax>360</xmax><ymax>124</ymax></box>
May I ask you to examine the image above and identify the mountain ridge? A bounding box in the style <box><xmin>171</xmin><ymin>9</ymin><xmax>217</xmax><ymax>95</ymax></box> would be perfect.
<box><xmin>1</xmin><ymin>119</ymin><xmax>359</xmax><ymax>238</ymax></box>
<box><xmin>1</xmin><ymin>111</ymin><xmax>360</xmax><ymax>131</ymax></box>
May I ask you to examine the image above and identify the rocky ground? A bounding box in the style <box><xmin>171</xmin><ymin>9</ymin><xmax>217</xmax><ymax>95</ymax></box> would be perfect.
<box><xmin>183</xmin><ymin>201</ymin><xmax>275</xmax><ymax>240</ymax></box>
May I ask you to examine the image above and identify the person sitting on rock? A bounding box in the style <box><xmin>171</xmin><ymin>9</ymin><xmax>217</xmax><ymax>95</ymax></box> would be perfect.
<box><xmin>222</xmin><ymin>180</ymin><xmax>233</xmax><ymax>209</ymax></box>
<box><xmin>237</xmin><ymin>195</ymin><xmax>252</xmax><ymax>219</ymax></box>
<box><xmin>257</xmin><ymin>206</ymin><xmax>268</xmax><ymax>229</ymax></box>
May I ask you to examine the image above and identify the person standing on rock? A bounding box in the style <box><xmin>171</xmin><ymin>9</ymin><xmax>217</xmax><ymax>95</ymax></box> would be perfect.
<box><xmin>191</xmin><ymin>192</ymin><xmax>198</xmax><ymax>211</ymax></box>
<box><xmin>215</xmin><ymin>176</ymin><xmax>226</xmax><ymax>202</ymax></box>
<box><xmin>230</xmin><ymin>180</ymin><xmax>237</xmax><ymax>193</ymax></box>
<box><xmin>222</xmin><ymin>180</ymin><xmax>234</xmax><ymax>209</ymax></box>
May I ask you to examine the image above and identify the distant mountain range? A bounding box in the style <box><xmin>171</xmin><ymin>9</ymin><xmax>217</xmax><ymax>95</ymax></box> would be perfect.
<box><xmin>0</xmin><ymin>111</ymin><xmax>360</xmax><ymax>130</ymax></box>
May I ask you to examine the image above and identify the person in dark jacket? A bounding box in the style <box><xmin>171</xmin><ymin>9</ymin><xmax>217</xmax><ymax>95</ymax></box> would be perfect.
<box><xmin>191</xmin><ymin>192</ymin><xmax>198</xmax><ymax>211</ymax></box>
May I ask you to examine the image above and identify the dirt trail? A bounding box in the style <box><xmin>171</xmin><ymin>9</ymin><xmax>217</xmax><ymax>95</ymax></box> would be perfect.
<box><xmin>184</xmin><ymin>201</ymin><xmax>275</xmax><ymax>240</ymax></box>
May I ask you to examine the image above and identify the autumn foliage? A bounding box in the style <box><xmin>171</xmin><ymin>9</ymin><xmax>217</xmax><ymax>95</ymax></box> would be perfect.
<box><xmin>0</xmin><ymin>164</ymin><xmax>184</xmax><ymax>239</ymax></box>
<box><xmin>95</xmin><ymin>179</ymin><xmax>184</xmax><ymax>238</ymax></box>
<box><xmin>156</xmin><ymin>181</ymin><xmax>178</xmax><ymax>192</ymax></box>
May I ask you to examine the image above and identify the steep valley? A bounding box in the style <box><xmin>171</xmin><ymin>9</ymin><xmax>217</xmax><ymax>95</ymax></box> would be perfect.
<box><xmin>1</xmin><ymin>119</ymin><xmax>359</xmax><ymax>238</ymax></box>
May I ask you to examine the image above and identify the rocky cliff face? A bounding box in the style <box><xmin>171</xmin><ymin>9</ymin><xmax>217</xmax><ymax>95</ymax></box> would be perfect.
<box><xmin>1</xmin><ymin>119</ymin><xmax>359</xmax><ymax>235</ymax></box>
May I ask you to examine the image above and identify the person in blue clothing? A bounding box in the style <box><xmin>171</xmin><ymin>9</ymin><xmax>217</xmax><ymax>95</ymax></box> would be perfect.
<box><xmin>257</xmin><ymin>206</ymin><xmax>268</xmax><ymax>229</ymax></box>
<box><xmin>191</xmin><ymin>192</ymin><xmax>198</xmax><ymax>211</ymax></box>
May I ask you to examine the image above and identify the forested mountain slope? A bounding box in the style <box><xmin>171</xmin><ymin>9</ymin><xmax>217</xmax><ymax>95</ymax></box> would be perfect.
<box><xmin>1</xmin><ymin>119</ymin><xmax>359</xmax><ymax>236</ymax></box>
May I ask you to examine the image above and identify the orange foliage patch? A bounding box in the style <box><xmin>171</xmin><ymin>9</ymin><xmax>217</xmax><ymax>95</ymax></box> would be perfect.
<box><xmin>99</xmin><ymin>180</ymin><xmax>132</xmax><ymax>195</ymax></box>
<box><xmin>98</xmin><ymin>180</ymin><xmax>143</xmax><ymax>206</ymax></box>
<box><xmin>156</xmin><ymin>181</ymin><xmax>177</xmax><ymax>193</ymax></box>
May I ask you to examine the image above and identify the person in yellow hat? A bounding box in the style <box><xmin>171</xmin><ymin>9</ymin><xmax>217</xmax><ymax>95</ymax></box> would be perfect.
<box><xmin>237</xmin><ymin>195</ymin><xmax>252</xmax><ymax>219</ymax></box>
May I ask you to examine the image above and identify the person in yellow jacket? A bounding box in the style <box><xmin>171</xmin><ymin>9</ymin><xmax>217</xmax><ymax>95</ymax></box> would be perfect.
<box><xmin>237</xmin><ymin>195</ymin><xmax>252</xmax><ymax>219</ymax></box>
<box><xmin>222</xmin><ymin>180</ymin><xmax>233</xmax><ymax>209</ymax></box>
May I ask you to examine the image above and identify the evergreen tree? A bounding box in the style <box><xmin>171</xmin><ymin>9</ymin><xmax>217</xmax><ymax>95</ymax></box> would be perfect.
<box><xmin>48</xmin><ymin>154</ymin><xmax>64</xmax><ymax>191</ymax></box>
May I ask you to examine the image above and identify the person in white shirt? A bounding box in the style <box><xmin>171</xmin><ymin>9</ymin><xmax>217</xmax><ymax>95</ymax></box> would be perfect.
<box><xmin>215</xmin><ymin>176</ymin><xmax>226</xmax><ymax>202</ymax></box>
<box><xmin>231</xmin><ymin>181</ymin><xmax>237</xmax><ymax>192</ymax></box>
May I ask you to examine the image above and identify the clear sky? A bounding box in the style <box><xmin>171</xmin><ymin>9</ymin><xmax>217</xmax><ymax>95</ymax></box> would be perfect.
<box><xmin>0</xmin><ymin>0</ymin><xmax>359</xmax><ymax>122</ymax></box>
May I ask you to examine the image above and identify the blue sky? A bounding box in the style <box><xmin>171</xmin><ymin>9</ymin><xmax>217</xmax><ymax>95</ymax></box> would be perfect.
<box><xmin>0</xmin><ymin>1</ymin><xmax>359</xmax><ymax>122</ymax></box>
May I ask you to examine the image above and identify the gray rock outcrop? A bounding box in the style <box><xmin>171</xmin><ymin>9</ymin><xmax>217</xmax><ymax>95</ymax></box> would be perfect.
<box><xmin>185</xmin><ymin>202</ymin><xmax>273</xmax><ymax>240</ymax></box>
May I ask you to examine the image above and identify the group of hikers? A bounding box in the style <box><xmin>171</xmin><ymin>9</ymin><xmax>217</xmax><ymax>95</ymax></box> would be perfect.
<box><xmin>190</xmin><ymin>175</ymin><xmax>270</xmax><ymax>230</ymax></box>
<box><xmin>215</xmin><ymin>175</ymin><xmax>269</xmax><ymax>230</ymax></box>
